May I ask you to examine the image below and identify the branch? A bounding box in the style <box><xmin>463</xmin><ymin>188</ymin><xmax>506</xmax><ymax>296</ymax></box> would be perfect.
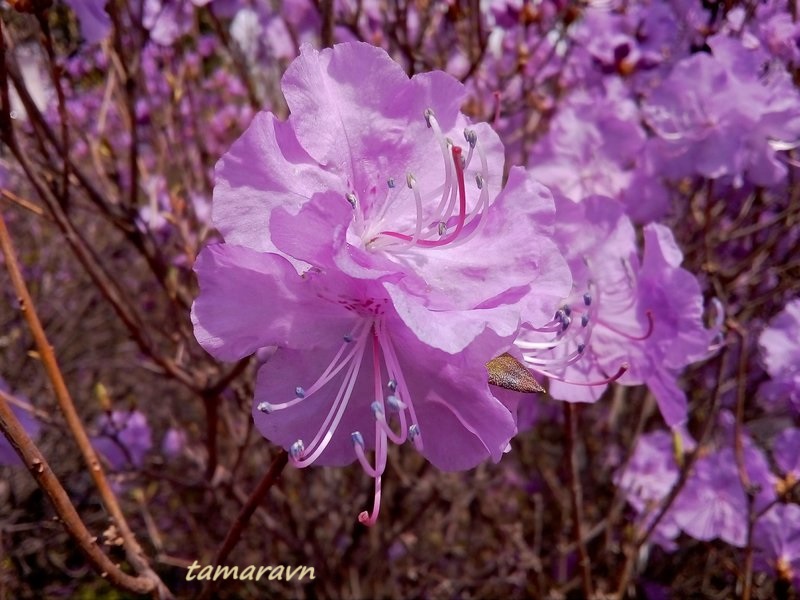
<box><xmin>0</xmin><ymin>211</ymin><xmax>172</xmax><ymax>599</ymax></box>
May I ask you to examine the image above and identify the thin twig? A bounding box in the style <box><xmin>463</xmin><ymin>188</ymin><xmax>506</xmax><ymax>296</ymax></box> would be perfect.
<box><xmin>198</xmin><ymin>450</ymin><xmax>289</xmax><ymax>600</ymax></box>
<box><xmin>564</xmin><ymin>403</ymin><xmax>593</xmax><ymax>598</ymax></box>
<box><xmin>0</xmin><ymin>211</ymin><xmax>172</xmax><ymax>599</ymax></box>
<box><xmin>0</xmin><ymin>389</ymin><xmax>156</xmax><ymax>595</ymax></box>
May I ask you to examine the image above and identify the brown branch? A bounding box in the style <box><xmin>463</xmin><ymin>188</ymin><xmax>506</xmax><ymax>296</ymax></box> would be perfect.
<box><xmin>198</xmin><ymin>450</ymin><xmax>289</xmax><ymax>600</ymax></box>
<box><xmin>0</xmin><ymin>389</ymin><xmax>157</xmax><ymax>595</ymax></box>
<box><xmin>563</xmin><ymin>402</ymin><xmax>593</xmax><ymax>599</ymax></box>
<box><xmin>0</xmin><ymin>212</ymin><xmax>172</xmax><ymax>599</ymax></box>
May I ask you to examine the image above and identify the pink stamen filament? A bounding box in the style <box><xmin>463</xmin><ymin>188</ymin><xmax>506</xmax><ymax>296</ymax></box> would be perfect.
<box><xmin>378</xmin><ymin>145</ymin><xmax>467</xmax><ymax>248</ymax></box>
<box><xmin>262</xmin><ymin>320</ymin><xmax>370</xmax><ymax>413</ymax></box>
<box><xmin>376</xmin><ymin>319</ymin><xmax>421</xmax><ymax>451</ymax></box>
<box><xmin>596</xmin><ymin>310</ymin><xmax>654</xmax><ymax>341</ymax></box>
<box><xmin>523</xmin><ymin>346</ymin><xmax>585</xmax><ymax>368</ymax></box>
<box><xmin>371</xmin><ymin>329</ymin><xmax>405</xmax><ymax>445</ymax></box>
<box><xmin>358</xmin><ymin>472</ymin><xmax>382</xmax><ymax>526</ymax></box>
<box><xmin>435</xmin><ymin>138</ymin><xmax>492</xmax><ymax>250</ymax></box>
<box><xmin>291</xmin><ymin>328</ymin><xmax>370</xmax><ymax>467</ymax></box>
<box><xmin>536</xmin><ymin>363</ymin><xmax>629</xmax><ymax>387</ymax></box>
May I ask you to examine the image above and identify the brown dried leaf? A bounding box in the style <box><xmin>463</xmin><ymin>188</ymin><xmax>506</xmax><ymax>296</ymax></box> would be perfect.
<box><xmin>486</xmin><ymin>353</ymin><xmax>545</xmax><ymax>394</ymax></box>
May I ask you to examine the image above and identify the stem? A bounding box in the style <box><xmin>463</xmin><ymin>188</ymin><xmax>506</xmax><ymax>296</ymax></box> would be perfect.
<box><xmin>564</xmin><ymin>403</ymin><xmax>593</xmax><ymax>598</ymax></box>
<box><xmin>198</xmin><ymin>450</ymin><xmax>289</xmax><ymax>600</ymax></box>
<box><xmin>0</xmin><ymin>390</ymin><xmax>156</xmax><ymax>596</ymax></box>
<box><xmin>0</xmin><ymin>212</ymin><xmax>171</xmax><ymax>599</ymax></box>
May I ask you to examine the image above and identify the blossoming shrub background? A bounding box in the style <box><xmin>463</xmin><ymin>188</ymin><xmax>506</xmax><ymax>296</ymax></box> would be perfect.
<box><xmin>1</xmin><ymin>1</ymin><xmax>799</xmax><ymax>599</ymax></box>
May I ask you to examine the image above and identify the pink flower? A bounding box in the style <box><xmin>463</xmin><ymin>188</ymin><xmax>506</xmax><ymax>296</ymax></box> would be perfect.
<box><xmin>192</xmin><ymin>42</ymin><xmax>570</xmax><ymax>524</ymax></box>
<box><xmin>514</xmin><ymin>195</ymin><xmax>717</xmax><ymax>426</ymax></box>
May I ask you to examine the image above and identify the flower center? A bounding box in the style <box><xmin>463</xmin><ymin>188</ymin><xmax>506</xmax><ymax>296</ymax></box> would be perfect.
<box><xmin>360</xmin><ymin>109</ymin><xmax>491</xmax><ymax>253</ymax></box>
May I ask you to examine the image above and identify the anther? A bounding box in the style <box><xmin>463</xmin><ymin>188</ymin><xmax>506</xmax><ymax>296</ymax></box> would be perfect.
<box><xmin>561</xmin><ymin>316</ymin><xmax>571</xmax><ymax>332</ymax></box>
<box><xmin>577</xmin><ymin>343</ymin><xmax>586</xmax><ymax>353</ymax></box>
<box><xmin>581</xmin><ymin>314</ymin><xmax>589</xmax><ymax>327</ymax></box>
<box><xmin>351</xmin><ymin>431</ymin><xmax>365</xmax><ymax>448</ymax></box>
<box><xmin>464</xmin><ymin>128</ymin><xmax>477</xmax><ymax>148</ymax></box>
<box><xmin>290</xmin><ymin>439</ymin><xmax>305</xmax><ymax>459</ymax></box>
<box><xmin>583</xmin><ymin>292</ymin><xmax>592</xmax><ymax>306</ymax></box>
<box><xmin>563</xmin><ymin>305</ymin><xmax>572</xmax><ymax>316</ymax></box>
<box><xmin>346</xmin><ymin>193</ymin><xmax>357</xmax><ymax>209</ymax></box>
<box><xmin>408</xmin><ymin>424</ymin><xmax>420</xmax><ymax>440</ymax></box>
<box><xmin>406</xmin><ymin>173</ymin><xmax>416</xmax><ymax>189</ymax></box>
<box><xmin>423</xmin><ymin>108</ymin><xmax>434</xmax><ymax>128</ymax></box>
<box><xmin>438</xmin><ymin>221</ymin><xmax>447</xmax><ymax>236</ymax></box>
<box><xmin>387</xmin><ymin>379</ymin><xmax>397</xmax><ymax>392</ymax></box>
<box><xmin>387</xmin><ymin>178</ymin><xmax>395</xmax><ymax>189</ymax></box>
<box><xmin>295</xmin><ymin>386</ymin><xmax>306</xmax><ymax>398</ymax></box>
<box><xmin>386</xmin><ymin>395</ymin><xmax>405</xmax><ymax>411</ymax></box>
<box><xmin>475</xmin><ymin>174</ymin><xmax>484</xmax><ymax>190</ymax></box>
<box><xmin>343</xmin><ymin>333</ymin><xmax>353</xmax><ymax>343</ymax></box>
<box><xmin>257</xmin><ymin>402</ymin><xmax>272</xmax><ymax>414</ymax></box>
<box><xmin>371</xmin><ymin>401</ymin><xmax>384</xmax><ymax>416</ymax></box>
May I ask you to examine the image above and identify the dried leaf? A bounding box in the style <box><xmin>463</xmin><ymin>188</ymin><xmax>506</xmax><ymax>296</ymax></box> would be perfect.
<box><xmin>486</xmin><ymin>353</ymin><xmax>545</xmax><ymax>394</ymax></box>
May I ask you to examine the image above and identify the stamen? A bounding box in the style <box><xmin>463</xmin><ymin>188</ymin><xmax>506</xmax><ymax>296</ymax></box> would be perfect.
<box><xmin>291</xmin><ymin>326</ymin><xmax>370</xmax><ymax>467</ymax></box>
<box><xmin>352</xmin><ymin>431</ymin><xmax>381</xmax><ymax>478</ymax></box>
<box><xmin>344</xmin><ymin>333</ymin><xmax>353</xmax><ymax>343</ymax></box>
<box><xmin>257</xmin><ymin>401</ymin><xmax>272</xmax><ymax>414</ymax></box>
<box><xmin>358</xmin><ymin>474</ymin><xmax>382</xmax><ymax>526</ymax></box>
<box><xmin>375</xmin><ymin>320</ymin><xmax>421</xmax><ymax>450</ymax></box>
<box><xmin>584</xmin><ymin>292</ymin><xmax>592</xmax><ymax>306</ymax></box>
<box><xmin>464</xmin><ymin>128</ymin><xmax>477</xmax><ymax>148</ymax></box>
<box><xmin>386</xmin><ymin>394</ymin><xmax>406</xmax><ymax>411</ymax></box>
<box><xmin>597</xmin><ymin>310</ymin><xmax>654</xmax><ymax>341</ymax></box>
<box><xmin>387</xmin><ymin>178</ymin><xmax>395</xmax><ymax>189</ymax></box>
<box><xmin>345</xmin><ymin>193</ymin><xmax>357</xmax><ymax>209</ymax></box>
<box><xmin>295</xmin><ymin>386</ymin><xmax>306</xmax><ymax>398</ymax></box>
<box><xmin>581</xmin><ymin>314</ymin><xmax>589</xmax><ymax>327</ymax></box>
<box><xmin>423</xmin><ymin>108</ymin><xmax>434</xmax><ymax>128</ymax></box>
<box><xmin>387</xmin><ymin>379</ymin><xmax>397</xmax><ymax>392</ymax></box>
<box><xmin>536</xmin><ymin>363</ymin><xmax>629</xmax><ymax>387</ymax></box>
<box><xmin>264</xmin><ymin>321</ymin><xmax>370</xmax><ymax>413</ymax></box>
<box><xmin>290</xmin><ymin>439</ymin><xmax>304</xmax><ymax>460</ymax></box>
<box><xmin>408</xmin><ymin>423</ymin><xmax>420</xmax><ymax>441</ymax></box>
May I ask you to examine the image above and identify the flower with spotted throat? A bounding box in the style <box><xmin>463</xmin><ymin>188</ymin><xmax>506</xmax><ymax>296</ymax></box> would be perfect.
<box><xmin>192</xmin><ymin>42</ymin><xmax>570</xmax><ymax>524</ymax></box>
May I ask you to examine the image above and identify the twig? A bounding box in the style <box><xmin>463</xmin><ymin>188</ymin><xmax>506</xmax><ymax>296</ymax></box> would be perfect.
<box><xmin>0</xmin><ymin>389</ymin><xmax>155</xmax><ymax>595</ymax></box>
<box><xmin>564</xmin><ymin>403</ymin><xmax>593</xmax><ymax>598</ymax></box>
<box><xmin>0</xmin><ymin>211</ymin><xmax>172</xmax><ymax>599</ymax></box>
<box><xmin>197</xmin><ymin>450</ymin><xmax>289</xmax><ymax>600</ymax></box>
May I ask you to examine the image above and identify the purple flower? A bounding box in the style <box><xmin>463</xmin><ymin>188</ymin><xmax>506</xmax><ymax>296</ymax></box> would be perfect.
<box><xmin>773</xmin><ymin>428</ymin><xmax>800</xmax><ymax>483</ymax></box>
<box><xmin>671</xmin><ymin>442</ymin><xmax>775</xmax><ymax>547</ymax></box>
<box><xmin>161</xmin><ymin>428</ymin><xmax>187</xmax><ymax>458</ymax></box>
<box><xmin>615</xmin><ymin>428</ymin><xmax>694</xmax><ymax>550</ymax></box>
<box><xmin>192</xmin><ymin>42</ymin><xmax>571</xmax><ymax>523</ymax></box>
<box><xmin>143</xmin><ymin>0</ymin><xmax>195</xmax><ymax>46</ymax></box>
<box><xmin>515</xmin><ymin>195</ymin><xmax>716</xmax><ymax>425</ymax></box>
<box><xmin>754</xmin><ymin>504</ymin><xmax>800</xmax><ymax>588</ymax></box>
<box><xmin>91</xmin><ymin>410</ymin><xmax>152</xmax><ymax>470</ymax></box>
<box><xmin>0</xmin><ymin>382</ymin><xmax>41</xmax><ymax>467</ymax></box>
<box><xmin>66</xmin><ymin>0</ymin><xmax>112</xmax><ymax>45</ymax></box>
<box><xmin>759</xmin><ymin>298</ymin><xmax>800</xmax><ymax>412</ymax></box>
<box><xmin>643</xmin><ymin>35</ymin><xmax>800</xmax><ymax>187</ymax></box>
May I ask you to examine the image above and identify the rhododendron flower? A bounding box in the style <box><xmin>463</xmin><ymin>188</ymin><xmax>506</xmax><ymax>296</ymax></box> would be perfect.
<box><xmin>514</xmin><ymin>195</ymin><xmax>717</xmax><ymax>425</ymax></box>
<box><xmin>192</xmin><ymin>42</ymin><xmax>571</xmax><ymax>524</ymax></box>
<box><xmin>91</xmin><ymin>410</ymin><xmax>153</xmax><ymax>470</ymax></box>
<box><xmin>755</xmin><ymin>504</ymin><xmax>800</xmax><ymax>589</ymax></box>
<box><xmin>759</xmin><ymin>298</ymin><xmax>800</xmax><ymax>412</ymax></box>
